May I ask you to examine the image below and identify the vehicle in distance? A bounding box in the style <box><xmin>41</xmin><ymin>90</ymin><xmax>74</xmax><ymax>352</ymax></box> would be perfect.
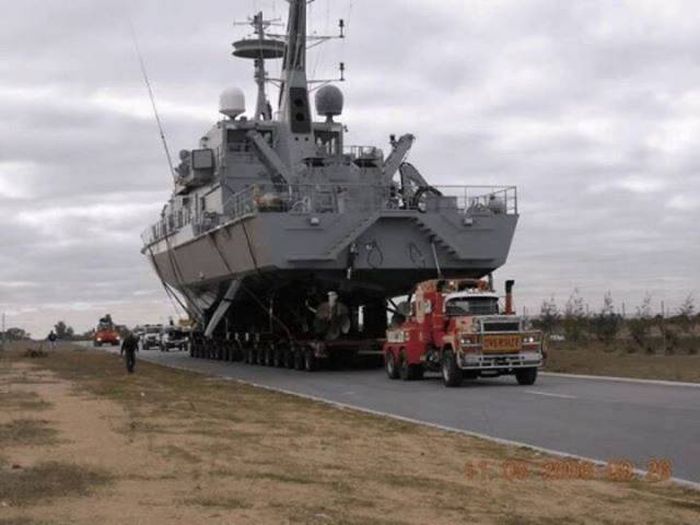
<box><xmin>160</xmin><ymin>326</ymin><xmax>189</xmax><ymax>352</ymax></box>
<box><xmin>141</xmin><ymin>325</ymin><xmax>163</xmax><ymax>350</ymax></box>
<box><xmin>94</xmin><ymin>315</ymin><xmax>120</xmax><ymax>347</ymax></box>
<box><xmin>384</xmin><ymin>279</ymin><xmax>543</xmax><ymax>387</ymax></box>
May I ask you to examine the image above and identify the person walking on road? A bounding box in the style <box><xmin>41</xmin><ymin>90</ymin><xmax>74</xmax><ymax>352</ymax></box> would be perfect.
<box><xmin>120</xmin><ymin>331</ymin><xmax>139</xmax><ymax>374</ymax></box>
<box><xmin>47</xmin><ymin>330</ymin><xmax>57</xmax><ymax>350</ymax></box>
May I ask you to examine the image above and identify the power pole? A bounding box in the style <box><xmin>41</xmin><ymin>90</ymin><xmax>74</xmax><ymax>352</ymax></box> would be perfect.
<box><xmin>1</xmin><ymin>312</ymin><xmax>5</xmax><ymax>350</ymax></box>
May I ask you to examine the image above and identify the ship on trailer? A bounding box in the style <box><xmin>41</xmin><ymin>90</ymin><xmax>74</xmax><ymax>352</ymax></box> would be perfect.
<box><xmin>141</xmin><ymin>1</ymin><xmax>519</xmax><ymax>369</ymax></box>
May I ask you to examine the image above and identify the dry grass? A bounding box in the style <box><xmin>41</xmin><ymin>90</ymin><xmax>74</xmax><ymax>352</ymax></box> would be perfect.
<box><xmin>0</xmin><ymin>462</ymin><xmax>111</xmax><ymax>507</ymax></box>
<box><xmin>1</xmin><ymin>343</ymin><xmax>698</xmax><ymax>524</ymax></box>
<box><xmin>0</xmin><ymin>420</ymin><xmax>58</xmax><ymax>447</ymax></box>
<box><xmin>545</xmin><ymin>341</ymin><xmax>700</xmax><ymax>382</ymax></box>
<box><xmin>0</xmin><ymin>391</ymin><xmax>51</xmax><ymax>412</ymax></box>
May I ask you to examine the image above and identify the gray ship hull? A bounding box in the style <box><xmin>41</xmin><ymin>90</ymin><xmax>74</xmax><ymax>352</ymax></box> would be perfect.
<box><xmin>149</xmin><ymin>204</ymin><xmax>517</xmax><ymax>314</ymax></box>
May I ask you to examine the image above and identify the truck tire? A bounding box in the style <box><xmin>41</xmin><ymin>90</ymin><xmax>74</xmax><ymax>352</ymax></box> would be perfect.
<box><xmin>515</xmin><ymin>367</ymin><xmax>538</xmax><ymax>385</ymax></box>
<box><xmin>399</xmin><ymin>351</ymin><xmax>422</xmax><ymax>381</ymax></box>
<box><xmin>294</xmin><ymin>347</ymin><xmax>304</xmax><ymax>370</ymax></box>
<box><xmin>385</xmin><ymin>351</ymin><xmax>399</xmax><ymax>380</ymax></box>
<box><xmin>442</xmin><ymin>349</ymin><xmax>463</xmax><ymax>388</ymax></box>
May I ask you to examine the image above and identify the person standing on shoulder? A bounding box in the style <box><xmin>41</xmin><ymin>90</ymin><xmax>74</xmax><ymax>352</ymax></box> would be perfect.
<box><xmin>47</xmin><ymin>330</ymin><xmax>57</xmax><ymax>350</ymax></box>
<box><xmin>120</xmin><ymin>331</ymin><xmax>139</xmax><ymax>374</ymax></box>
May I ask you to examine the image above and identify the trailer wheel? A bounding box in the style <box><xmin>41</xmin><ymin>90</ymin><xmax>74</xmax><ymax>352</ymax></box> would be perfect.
<box><xmin>385</xmin><ymin>351</ymin><xmax>399</xmax><ymax>380</ymax></box>
<box><xmin>515</xmin><ymin>367</ymin><xmax>538</xmax><ymax>385</ymax></box>
<box><xmin>284</xmin><ymin>347</ymin><xmax>295</xmax><ymax>369</ymax></box>
<box><xmin>294</xmin><ymin>347</ymin><xmax>304</xmax><ymax>370</ymax></box>
<box><xmin>273</xmin><ymin>346</ymin><xmax>283</xmax><ymax>368</ymax></box>
<box><xmin>303</xmin><ymin>347</ymin><xmax>318</xmax><ymax>372</ymax></box>
<box><xmin>442</xmin><ymin>349</ymin><xmax>463</xmax><ymax>388</ymax></box>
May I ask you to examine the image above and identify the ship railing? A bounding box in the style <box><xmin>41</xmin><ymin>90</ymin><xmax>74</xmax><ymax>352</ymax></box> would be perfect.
<box><xmin>248</xmin><ymin>183</ymin><xmax>517</xmax><ymax>216</ymax></box>
<box><xmin>434</xmin><ymin>185</ymin><xmax>518</xmax><ymax>215</ymax></box>
<box><xmin>343</xmin><ymin>145</ymin><xmax>384</xmax><ymax>162</ymax></box>
<box><xmin>141</xmin><ymin>184</ymin><xmax>517</xmax><ymax>246</ymax></box>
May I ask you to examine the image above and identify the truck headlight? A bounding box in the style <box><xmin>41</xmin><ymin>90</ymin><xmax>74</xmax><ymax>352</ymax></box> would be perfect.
<box><xmin>460</xmin><ymin>334</ymin><xmax>479</xmax><ymax>346</ymax></box>
<box><xmin>522</xmin><ymin>335</ymin><xmax>539</xmax><ymax>344</ymax></box>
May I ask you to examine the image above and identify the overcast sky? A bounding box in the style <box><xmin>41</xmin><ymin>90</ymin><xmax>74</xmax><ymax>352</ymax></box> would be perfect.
<box><xmin>1</xmin><ymin>0</ymin><xmax>699</xmax><ymax>336</ymax></box>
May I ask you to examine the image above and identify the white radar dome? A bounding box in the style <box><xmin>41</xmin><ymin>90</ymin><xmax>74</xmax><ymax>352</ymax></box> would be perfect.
<box><xmin>219</xmin><ymin>87</ymin><xmax>246</xmax><ymax>119</ymax></box>
<box><xmin>315</xmin><ymin>85</ymin><xmax>344</xmax><ymax>121</ymax></box>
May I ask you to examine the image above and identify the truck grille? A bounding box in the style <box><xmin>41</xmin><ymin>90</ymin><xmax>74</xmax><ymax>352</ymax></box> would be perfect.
<box><xmin>483</xmin><ymin>321</ymin><xmax>520</xmax><ymax>333</ymax></box>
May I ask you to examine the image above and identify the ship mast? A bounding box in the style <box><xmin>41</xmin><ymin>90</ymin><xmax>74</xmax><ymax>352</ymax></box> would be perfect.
<box><xmin>232</xmin><ymin>12</ymin><xmax>285</xmax><ymax>121</ymax></box>
<box><xmin>279</xmin><ymin>0</ymin><xmax>312</xmax><ymax>135</ymax></box>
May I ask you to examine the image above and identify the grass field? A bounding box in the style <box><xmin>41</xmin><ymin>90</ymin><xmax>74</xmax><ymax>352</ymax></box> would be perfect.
<box><xmin>544</xmin><ymin>341</ymin><xmax>700</xmax><ymax>382</ymax></box>
<box><xmin>0</xmin><ymin>342</ymin><xmax>699</xmax><ymax>524</ymax></box>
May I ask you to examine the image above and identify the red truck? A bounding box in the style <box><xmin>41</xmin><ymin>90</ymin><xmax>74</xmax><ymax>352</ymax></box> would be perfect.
<box><xmin>384</xmin><ymin>278</ymin><xmax>543</xmax><ymax>387</ymax></box>
<box><xmin>94</xmin><ymin>315</ymin><xmax>120</xmax><ymax>347</ymax></box>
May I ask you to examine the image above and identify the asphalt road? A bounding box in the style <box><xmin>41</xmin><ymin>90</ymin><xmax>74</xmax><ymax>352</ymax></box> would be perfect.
<box><xmin>98</xmin><ymin>346</ymin><xmax>700</xmax><ymax>485</ymax></box>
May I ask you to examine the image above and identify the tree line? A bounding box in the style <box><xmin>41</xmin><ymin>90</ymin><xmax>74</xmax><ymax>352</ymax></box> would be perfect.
<box><xmin>534</xmin><ymin>291</ymin><xmax>698</xmax><ymax>354</ymax></box>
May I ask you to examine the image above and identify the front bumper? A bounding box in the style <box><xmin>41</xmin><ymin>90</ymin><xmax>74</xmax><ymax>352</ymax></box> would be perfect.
<box><xmin>458</xmin><ymin>351</ymin><xmax>542</xmax><ymax>370</ymax></box>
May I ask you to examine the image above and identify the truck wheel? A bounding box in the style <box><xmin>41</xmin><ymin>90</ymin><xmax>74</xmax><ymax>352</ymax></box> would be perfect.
<box><xmin>385</xmin><ymin>351</ymin><xmax>399</xmax><ymax>380</ymax></box>
<box><xmin>303</xmin><ymin>347</ymin><xmax>318</xmax><ymax>372</ymax></box>
<box><xmin>399</xmin><ymin>351</ymin><xmax>421</xmax><ymax>381</ymax></box>
<box><xmin>515</xmin><ymin>367</ymin><xmax>538</xmax><ymax>385</ymax></box>
<box><xmin>442</xmin><ymin>349</ymin><xmax>463</xmax><ymax>388</ymax></box>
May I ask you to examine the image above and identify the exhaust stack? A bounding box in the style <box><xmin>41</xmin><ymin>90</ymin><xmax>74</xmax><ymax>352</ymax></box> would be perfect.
<box><xmin>505</xmin><ymin>280</ymin><xmax>515</xmax><ymax>315</ymax></box>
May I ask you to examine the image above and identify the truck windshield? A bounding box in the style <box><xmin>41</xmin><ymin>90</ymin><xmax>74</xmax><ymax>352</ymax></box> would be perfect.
<box><xmin>445</xmin><ymin>297</ymin><xmax>499</xmax><ymax>316</ymax></box>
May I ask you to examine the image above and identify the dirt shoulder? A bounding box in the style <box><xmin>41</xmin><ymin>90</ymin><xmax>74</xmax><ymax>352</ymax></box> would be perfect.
<box><xmin>1</xmin><ymin>343</ymin><xmax>699</xmax><ymax>525</ymax></box>
<box><xmin>544</xmin><ymin>342</ymin><xmax>700</xmax><ymax>383</ymax></box>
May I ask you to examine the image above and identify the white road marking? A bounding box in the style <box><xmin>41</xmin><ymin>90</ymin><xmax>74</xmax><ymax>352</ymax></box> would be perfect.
<box><xmin>525</xmin><ymin>390</ymin><xmax>577</xmax><ymax>400</ymax></box>
<box><xmin>541</xmin><ymin>372</ymin><xmax>700</xmax><ymax>388</ymax></box>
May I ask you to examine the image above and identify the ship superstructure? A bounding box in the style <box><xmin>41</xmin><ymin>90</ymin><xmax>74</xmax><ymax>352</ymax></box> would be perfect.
<box><xmin>142</xmin><ymin>1</ymin><xmax>518</xmax><ymax>352</ymax></box>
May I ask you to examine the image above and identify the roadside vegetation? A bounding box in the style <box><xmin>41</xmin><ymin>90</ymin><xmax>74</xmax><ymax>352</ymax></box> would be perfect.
<box><xmin>534</xmin><ymin>292</ymin><xmax>700</xmax><ymax>382</ymax></box>
<box><xmin>0</xmin><ymin>342</ymin><xmax>698</xmax><ymax>524</ymax></box>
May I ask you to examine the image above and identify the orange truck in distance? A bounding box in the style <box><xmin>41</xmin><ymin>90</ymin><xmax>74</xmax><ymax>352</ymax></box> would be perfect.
<box><xmin>94</xmin><ymin>315</ymin><xmax>120</xmax><ymax>347</ymax></box>
<box><xmin>384</xmin><ymin>279</ymin><xmax>543</xmax><ymax>387</ymax></box>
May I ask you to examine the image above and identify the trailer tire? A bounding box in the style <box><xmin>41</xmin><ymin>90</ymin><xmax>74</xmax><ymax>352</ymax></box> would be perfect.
<box><xmin>515</xmin><ymin>367</ymin><xmax>538</xmax><ymax>385</ymax></box>
<box><xmin>284</xmin><ymin>347</ymin><xmax>295</xmax><ymax>369</ymax></box>
<box><xmin>442</xmin><ymin>349</ymin><xmax>463</xmax><ymax>388</ymax></box>
<box><xmin>294</xmin><ymin>347</ymin><xmax>304</xmax><ymax>370</ymax></box>
<box><xmin>303</xmin><ymin>347</ymin><xmax>318</xmax><ymax>372</ymax></box>
<box><xmin>273</xmin><ymin>346</ymin><xmax>284</xmax><ymax>368</ymax></box>
<box><xmin>385</xmin><ymin>351</ymin><xmax>400</xmax><ymax>380</ymax></box>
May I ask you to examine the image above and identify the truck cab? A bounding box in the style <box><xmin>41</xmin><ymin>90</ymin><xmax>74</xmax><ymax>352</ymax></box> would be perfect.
<box><xmin>94</xmin><ymin>316</ymin><xmax>120</xmax><ymax>347</ymax></box>
<box><xmin>384</xmin><ymin>279</ymin><xmax>543</xmax><ymax>387</ymax></box>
